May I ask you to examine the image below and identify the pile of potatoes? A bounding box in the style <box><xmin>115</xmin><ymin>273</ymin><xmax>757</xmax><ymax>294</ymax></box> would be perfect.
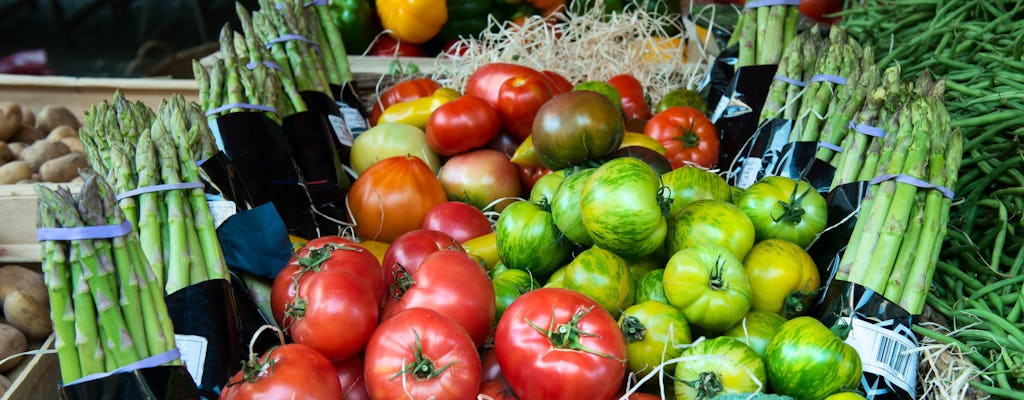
<box><xmin>0</xmin><ymin>265</ymin><xmax>51</xmax><ymax>395</ymax></box>
<box><xmin>0</xmin><ymin>102</ymin><xmax>90</xmax><ymax>184</ymax></box>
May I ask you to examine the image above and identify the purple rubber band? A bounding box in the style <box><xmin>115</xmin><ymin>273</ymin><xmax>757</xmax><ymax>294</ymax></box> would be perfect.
<box><xmin>745</xmin><ymin>0</ymin><xmax>800</xmax><ymax>8</ymax></box>
<box><xmin>809</xmin><ymin>74</ymin><xmax>847</xmax><ymax>85</ymax></box>
<box><xmin>869</xmin><ymin>173</ymin><xmax>955</xmax><ymax>199</ymax></box>
<box><xmin>205</xmin><ymin>103</ymin><xmax>278</xmax><ymax>117</ymax></box>
<box><xmin>773</xmin><ymin>74</ymin><xmax>807</xmax><ymax>87</ymax></box>
<box><xmin>37</xmin><ymin>220</ymin><xmax>133</xmax><ymax>242</ymax></box>
<box><xmin>246</xmin><ymin>60</ymin><xmax>283</xmax><ymax>72</ymax></box>
<box><xmin>849</xmin><ymin>122</ymin><xmax>886</xmax><ymax>138</ymax></box>
<box><xmin>265</xmin><ymin>34</ymin><xmax>320</xmax><ymax>55</ymax></box>
<box><xmin>304</xmin><ymin>0</ymin><xmax>328</xmax><ymax>6</ymax></box>
<box><xmin>116</xmin><ymin>182</ymin><xmax>206</xmax><ymax>200</ymax></box>
<box><xmin>818</xmin><ymin>141</ymin><xmax>844</xmax><ymax>152</ymax></box>
<box><xmin>64</xmin><ymin>348</ymin><xmax>182</xmax><ymax>387</ymax></box>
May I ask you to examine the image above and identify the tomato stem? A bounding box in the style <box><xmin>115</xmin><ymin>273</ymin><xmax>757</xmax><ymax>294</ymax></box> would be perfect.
<box><xmin>282</xmin><ymin>297</ymin><xmax>308</xmax><ymax>331</ymax></box>
<box><xmin>389</xmin><ymin>265</ymin><xmax>415</xmax><ymax>300</ymax></box>
<box><xmin>657</xmin><ymin>186</ymin><xmax>674</xmax><ymax>216</ymax></box>
<box><xmin>708</xmin><ymin>255</ymin><xmax>726</xmax><ymax>291</ymax></box>
<box><xmin>771</xmin><ymin>183</ymin><xmax>812</xmax><ymax>225</ymax></box>
<box><xmin>681</xmin><ymin>371</ymin><xmax>724</xmax><ymax>400</ymax></box>
<box><xmin>526</xmin><ymin>306</ymin><xmax>625</xmax><ymax>361</ymax></box>
<box><xmin>391</xmin><ymin>330</ymin><xmax>456</xmax><ymax>381</ymax></box>
<box><xmin>233</xmin><ymin>348</ymin><xmax>277</xmax><ymax>386</ymax></box>
<box><xmin>783</xmin><ymin>286</ymin><xmax>824</xmax><ymax>318</ymax></box>
<box><xmin>619</xmin><ymin>315</ymin><xmax>647</xmax><ymax>343</ymax></box>
<box><xmin>673</xmin><ymin>125</ymin><xmax>702</xmax><ymax>149</ymax></box>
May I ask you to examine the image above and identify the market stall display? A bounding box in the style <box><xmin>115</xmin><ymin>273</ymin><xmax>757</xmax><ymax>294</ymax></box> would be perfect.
<box><xmin>3</xmin><ymin>0</ymin><xmax>1024</xmax><ymax>399</ymax></box>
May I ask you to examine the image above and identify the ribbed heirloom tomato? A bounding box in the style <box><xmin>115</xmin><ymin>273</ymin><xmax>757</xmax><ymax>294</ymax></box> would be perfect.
<box><xmin>644</xmin><ymin>105</ymin><xmax>720</xmax><ymax>169</ymax></box>
<box><xmin>346</xmin><ymin>155</ymin><xmax>448</xmax><ymax>242</ymax></box>
<box><xmin>220</xmin><ymin>344</ymin><xmax>343</xmax><ymax>400</ymax></box>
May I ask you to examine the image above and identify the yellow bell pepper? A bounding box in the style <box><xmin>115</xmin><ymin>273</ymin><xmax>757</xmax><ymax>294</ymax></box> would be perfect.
<box><xmin>510</xmin><ymin>135</ymin><xmax>541</xmax><ymax>168</ymax></box>
<box><xmin>376</xmin><ymin>0</ymin><xmax>448</xmax><ymax>45</ymax></box>
<box><xmin>461</xmin><ymin>232</ymin><xmax>500</xmax><ymax>273</ymax></box>
<box><xmin>376</xmin><ymin>87</ymin><xmax>460</xmax><ymax>129</ymax></box>
<box><xmin>620</xmin><ymin>132</ymin><xmax>667</xmax><ymax>155</ymax></box>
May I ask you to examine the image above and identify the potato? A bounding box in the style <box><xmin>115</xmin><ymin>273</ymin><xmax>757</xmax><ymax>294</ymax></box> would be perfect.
<box><xmin>21</xmin><ymin>107</ymin><xmax>35</xmax><ymax>128</ymax></box>
<box><xmin>10</xmin><ymin>125</ymin><xmax>45</xmax><ymax>145</ymax></box>
<box><xmin>60</xmin><ymin>137</ymin><xmax>84</xmax><ymax>154</ymax></box>
<box><xmin>3</xmin><ymin>290</ymin><xmax>52</xmax><ymax>340</ymax></box>
<box><xmin>0</xmin><ymin>161</ymin><xmax>32</xmax><ymax>184</ymax></box>
<box><xmin>46</xmin><ymin>125</ymin><xmax>78</xmax><ymax>142</ymax></box>
<box><xmin>7</xmin><ymin>142</ymin><xmax>26</xmax><ymax>158</ymax></box>
<box><xmin>0</xmin><ymin>102</ymin><xmax>22</xmax><ymax>142</ymax></box>
<box><xmin>18</xmin><ymin>140</ymin><xmax>69</xmax><ymax>171</ymax></box>
<box><xmin>0</xmin><ymin>324</ymin><xmax>27</xmax><ymax>373</ymax></box>
<box><xmin>0</xmin><ymin>142</ymin><xmax>12</xmax><ymax>163</ymax></box>
<box><xmin>0</xmin><ymin>266</ymin><xmax>48</xmax><ymax>307</ymax></box>
<box><xmin>40</xmin><ymin>153</ymin><xmax>89</xmax><ymax>183</ymax></box>
<box><xmin>36</xmin><ymin>105</ymin><xmax>80</xmax><ymax>133</ymax></box>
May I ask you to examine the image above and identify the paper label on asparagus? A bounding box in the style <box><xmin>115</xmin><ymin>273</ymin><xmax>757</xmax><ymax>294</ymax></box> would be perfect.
<box><xmin>208</xmin><ymin>120</ymin><xmax>226</xmax><ymax>152</ymax></box>
<box><xmin>337</xmin><ymin>102</ymin><xmax>368</xmax><ymax>136</ymax></box>
<box><xmin>845</xmin><ymin>317</ymin><xmax>918</xmax><ymax>396</ymax></box>
<box><xmin>710</xmin><ymin>93</ymin><xmax>731</xmax><ymax>122</ymax></box>
<box><xmin>328</xmin><ymin>114</ymin><xmax>353</xmax><ymax>147</ymax></box>
<box><xmin>208</xmin><ymin>200</ymin><xmax>237</xmax><ymax>228</ymax></box>
<box><xmin>175</xmin><ymin>334</ymin><xmax>209</xmax><ymax>387</ymax></box>
<box><xmin>737</xmin><ymin>157</ymin><xmax>762</xmax><ymax>189</ymax></box>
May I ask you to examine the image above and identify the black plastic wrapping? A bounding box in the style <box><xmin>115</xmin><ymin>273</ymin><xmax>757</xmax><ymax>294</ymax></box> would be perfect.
<box><xmin>300</xmin><ymin>90</ymin><xmax>352</xmax><ymax>165</ymax></box>
<box><xmin>59</xmin><ymin>365</ymin><xmax>200</xmax><ymax>400</ymax></box>
<box><xmin>196</xmin><ymin>151</ymin><xmax>251</xmax><ymax>211</ymax></box>
<box><xmin>211</xmin><ymin>112</ymin><xmax>318</xmax><ymax>238</ymax></box>
<box><xmin>807</xmin><ymin>182</ymin><xmax>918</xmax><ymax>400</ymax></box>
<box><xmin>726</xmin><ymin>118</ymin><xmax>837</xmax><ymax>191</ymax></box>
<box><xmin>709</xmin><ymin>62</ymin><xmax>779</xmax><ymax>172</ymax></box>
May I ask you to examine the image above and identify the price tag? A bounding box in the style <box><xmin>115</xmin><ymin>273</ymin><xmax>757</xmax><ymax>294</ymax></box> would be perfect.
<box><xmin>328</xmin><ymin>114</ymin><xmax>353</xmax><ymax>147</ymax></box>
<box><xmin>737</xmin><ymin>157</ymin><xmax>762</xmax><ymax>189</ymax></box>
<box><xmin>175</xmin><ymin>334</ymin><xmax>209</xmax><ymax>387</ymax></box>
<box><xmin>207</xmin><ymin>200</ymin><xmax>237</xmax><ymax>228</ymax></box>
<box><xmin>337</xmin><ymin>102</ymin><xmax>368</xmax><ymax>137</ymax></box>
<box><xmin>845</xmin><ymin>318</ymin><xmax>918</xmax><ymax>396</ymax></box>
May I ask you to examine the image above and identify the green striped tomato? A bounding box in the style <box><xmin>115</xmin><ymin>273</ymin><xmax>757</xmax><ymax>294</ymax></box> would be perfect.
<box><xmin>666</xmin><ymin>199</ymin><xmax>756</xmax><ymax>260</ymax></box>
<box><xmin>660</xmin><ymin>165</ymin><xmax>734</xmax><ymax>218</ymax></box>
<box><xmin>737</xmin><ymin>176</ymin><xmax>827</xmax><ymax>248</ymax></box>
<box><xmin>764</xmin><ymin>316</ymin><xmax>863</xmax><ymax>400</ymax></box>
<box><xmin>553</xmin><ymin>247</ymin><xmax>634</xmax><ymax>318</ymax></box>
<box><xmin>528</xmin><ymin>169</ymin><xmax>566</xmax><ymax>204</ymax></box>
<box><xmin>495</xmin><ymin>200</ymin><xmax>573</xmax><ymax>280</ymax></box>
<box><xmin>618</xmin><ymin>300</ymin><xmax>692</xmax><ymax>375</ymax></box>
<box><xmin>580</xmin><ymin>157</ymin><xmax>669</xmax><ymax>259</ymax></box>
<box><xmin>673</xmin><ymin>336</ymin><xmax>767</xmax><ymax>400</ymax></box>
<box><xmin>663</xmin><ymin>244</ymin><xmax>752</xmax><ymax>333</ymax></box>
<box><xmin>634</xmin><ymin>268</ymin><xmax>668</xmax><ymax>304</ymax></box>
<box><xmin>550</xmin><ymin>168</ymin><xmax>597</xmax><ymax>245</ymax></box>
<box><xmin>492</xmin><ymin>267</ymin><xmax>541</xmax><ymax>324</ymax></box>
<box><xmin>721</xmin><ymin>310</ymin><xmax>787</xmax><ymax>358</ymax></box>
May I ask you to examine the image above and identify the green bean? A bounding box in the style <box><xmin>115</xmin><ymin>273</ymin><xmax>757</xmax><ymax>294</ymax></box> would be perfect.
<box><xmin>912</xmin><ymin>324</ymin><xmax>994</xmax><ymax>368</ymax></box>
<box><xmin>970</xmin><ymin>380</ymin><xmax>1024</xmax><ymax>399</ymax></box>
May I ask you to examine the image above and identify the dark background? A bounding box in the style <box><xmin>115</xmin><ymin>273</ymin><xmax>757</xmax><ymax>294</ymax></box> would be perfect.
<box><xmin>1</xmin><ymin>0</ymin><xmax>258</xmax><ymax>77</ymax></box>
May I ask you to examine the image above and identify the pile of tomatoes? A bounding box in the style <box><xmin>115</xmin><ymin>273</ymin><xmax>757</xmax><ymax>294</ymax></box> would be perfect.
<box><xmin>219</xmin><ymin>62</ymin><xmax>866</xmax><ymax>400</ymax></box>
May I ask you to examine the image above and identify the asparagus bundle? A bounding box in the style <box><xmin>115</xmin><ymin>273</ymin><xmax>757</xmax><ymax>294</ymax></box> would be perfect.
<box><xmin>730</xmin><ymin>2</ymin><xmax>800</xmax><ymax>68</ymax></box>
<box><xmin>249</xmin><ymin>0</ymin><xmax>332</xmax><ymax>95</ymax></box>
<box><xmin>80</xmin><ymin>92</ymin><xmax>227</xmax><ymax>294</ymax></box>
<box><xmin>758</xmin><ymin>26</ymin><xmax>823</xmax><ymax>123</ymax></box>
<box><xmin>834</xmin><ymin>72</ymin><xmax>963</xmax><ymax>314</ymax></box>
<box><xmin>36</xmin><ymin>170</ymin><xmax>179</xmax><ymax>384</ymax></box>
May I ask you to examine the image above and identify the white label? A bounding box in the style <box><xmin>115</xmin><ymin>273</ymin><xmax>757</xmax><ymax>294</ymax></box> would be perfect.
<box><xmin>207</xmin><ymin>200</ymin><xmax>237</xmax><ymax>228</ymax></box>
<box><xmin>845</xmin><ymin>318</ymin><xmax>918</xmax><ymax>396</ymax></box>
<box><xmin>710</xmin><ymin>93</ymin><xmax>732</xmax><ymax>122</ymax></box>
<box><xmin>337</xmin><ymin>102</ymin><xmax>369</xmax><ymax>137</ymax></box>
<box><xmin>328</xmin><ymin>114</ymin><xmax>353</xmax><ymax>147</ymax></box>
<box><xmin>175</xmin><ymin>334</ymin><xmax>209</xmax><ymax>387</ymax></box>
<box><xmin>208</xmin><ymin>120</ymin><xmax>226</xmax><ymax>152</ymax></box>
<box><xmin>737</xmin><ymin>157</ymin><xmax>762</xmax><ymax>189</ymax></box>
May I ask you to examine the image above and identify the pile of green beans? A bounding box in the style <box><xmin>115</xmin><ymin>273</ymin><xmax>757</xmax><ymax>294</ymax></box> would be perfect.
<box><xmin>842</xmin><ymin>0</ymin><xmax>1024</xmax><ymax>397</ymax></box>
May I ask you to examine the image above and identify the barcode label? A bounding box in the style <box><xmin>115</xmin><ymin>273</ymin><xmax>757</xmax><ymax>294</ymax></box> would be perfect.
<box><xmin>845</xmin><ymin>318</ymin><xmax>918</xmax><ymax>395</ymax></box>
<box><xmin>737</xmin><ymin>157</ymin><xmax>762</xmax><ymax>189</ymax></box>
<box><xmin>328</xmin><ymin>114</ymin><xmax>353</xmax><ymax>146</ymax></box>
<box><xmin>175</xmin><ymin>334</ymin><xmax>209</xmax><ymax>387</ymax></box>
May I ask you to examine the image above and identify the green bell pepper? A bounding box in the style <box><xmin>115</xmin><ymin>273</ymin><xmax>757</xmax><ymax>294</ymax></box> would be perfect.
<box><xmin>435</xmin><ymin>0</ymin><xmax>496</xmax><ymax>45</ymax></box>
<box><xmin>329</xmin><ymin>0</ymin><xmax>378</xmax><ymax>54</ymax></box>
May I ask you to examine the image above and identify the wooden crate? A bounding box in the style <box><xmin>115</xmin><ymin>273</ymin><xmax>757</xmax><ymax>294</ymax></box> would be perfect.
<box><xmin>1</xmin><ymin>334</ymin><xmax>59</xmax><ymax>400</ymax></box>
<box><xmin>0</xmin><ymin>184</ymin><xmax>81</xmax><ymax>263</ymax></box>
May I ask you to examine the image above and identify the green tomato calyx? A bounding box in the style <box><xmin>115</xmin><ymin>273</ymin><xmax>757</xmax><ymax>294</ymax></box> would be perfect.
<box><xmin>620</xmin><ymin>315</ymin><xmax>647</xmax><ymax>343</ymax></box>
<box><xmin>299</xmin><ymin>243</ymin><xmax>364</xmax><ymax>271</ymax></box>
<box><xmin>771</xmin><ymin>183</ymin><xmax>813</xmax><ymax>225</ymax></box>
<box><xmin>682</xmin><ymin>371</ymin><xmax>724</xmax><ymax>400</ymax></box>
<box><xmin>527</xmin><ymin>306</ymin><xmax>625</xmax><ymax>361</ymax></box>
<box><xmin>657</xmin><ymin>186</ymin><xmax>674</xmax><ymax>216</ymax></box>
<box><xmin>673</xmin><ymin>125</ymin><xmax>702</xmax><ymax>149</ymax></box>
<box><xmin>393</xmin><ymin>330</ymin><xmax>456</xmax><ymax>380</ymax></box>
<box><xmin>389</xmin><ymin>265</ymin><xmax>415</xmax><ymax>300</ymax></box>
<box><xmin>709</xmin><ymin>255</ymin><xmax>727</xmax><ymax>291</ymax></box>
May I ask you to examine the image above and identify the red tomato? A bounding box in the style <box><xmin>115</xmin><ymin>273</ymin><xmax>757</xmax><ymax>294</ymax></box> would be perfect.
<box><xmin>332</xmin><ymin>356</ymin><xmax>370</xmax><ymax>400</ymax></box>
<box><xmin>517</xmin><ymin>164</ymin><xmax>555</xmax><ymax>193</ymax></box>
<box><xmin>800</xmin><ymin>0</ymin><xmax>844</xmax><ymax>24</ymax></box>
<box><xmin>643</xmin><ymin>106</ymin><xmax>720</xmax><ymax>169</ymax></box>
<box><xmin>421</xmin><ymin>201</ymin><xmax>494</xmax><ymax>244</ymax></box>
<box><xmin>438</xmin><ymin>149</ymin><xmax>523</xmax><ymax>212</ymax></box>
<box><xmin>480</xmin><ymin>348</ymin><xmax>503</xmax><ymax>382</ymax></box>
<box><xmin>497</xmin><ymin>73</ymin><xmax>555</xmax><ymax>141</ymax></box>
<box><xmin>368</xmin><ymin>34</ymin><xmax>426</xmax><ymax>58</ymax></box>
<box><xmin>542</xmin><ymin>70</ymin><xmax>574</xmax><ymax>94</ymax></box>
<box><xmin>608</xmin><ymin>74</ymin><xmax>652</xmax><ymax>120</ymax></box>
<box><xmin>465</xmin><ymin>63</ymin><xmax>558</xmax><ymax>110</ymax></box>
<box><xmin>380</xmin><ymin>229</ymin><xmax>462</xmax><ymax>293</ymax></box>
<box><xmin>495</xmin><ymin>288</ymin><xmax>627</xmax><ymax>400</ymax></box>
<box><xmin>382</xmin><ymin>249</ymin><xmax>496</xmax><ymax>347</ymax></box>
<box><xmin>270</xmin><ymin>237</ymin><xmax>384</xmax><ymax>325</ymax></box>
<box><xmin>220</xmin><ymin>344</ymin><xmax>343</xmax><ymax>399</ymax></box>
<box><xmin>369</xmin><ymin>78</ymin><xmax>442</xmax><ymax>127</ymax></box>
<box><xmin>426</xmin><ymin>95</ymin><xmax>501</xmax><ymax>156</ymax></box>
<box><xmin>284</xmin><ymin>270</ymin><xmax>379</xmax><ymax>361</ymax></box>
<box><xmin>479</xmin><ymin>378</ymin><xmax>519</xmax><ymax>400</ymax></box>
<box><xmin>486</xmin><ymin>131</ymin><xmax>522</xmax><ymax>158</ymax></box>
<box><xmin>364</xmin><ymin>308</ymin><xmax>482</xmax><ymax>399</ymax></box>
<box><xmin>347</xmin><ymin>155</ymin><xmax>449</xmax><ymax>242</ymax></box>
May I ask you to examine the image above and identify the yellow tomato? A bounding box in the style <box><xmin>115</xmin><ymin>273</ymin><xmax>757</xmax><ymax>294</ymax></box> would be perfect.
<box><xmin>743</xmin><ymin>239</ymin><xmax>821</xmax><ymax>317</ymax></box>
<box><xmin>358</xmin><ymin>240</ymin><xmax>390</xmax><ymax>264</ymax></box>
<box><xmin>620</xmin><ymin>132</ymin><xmax>667</xmax><ymax>155</ymax></box>
<box><xmin>461</xmin><ymin>232</ymin><xmax>500</xmax><ymax>272</ymax></box>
